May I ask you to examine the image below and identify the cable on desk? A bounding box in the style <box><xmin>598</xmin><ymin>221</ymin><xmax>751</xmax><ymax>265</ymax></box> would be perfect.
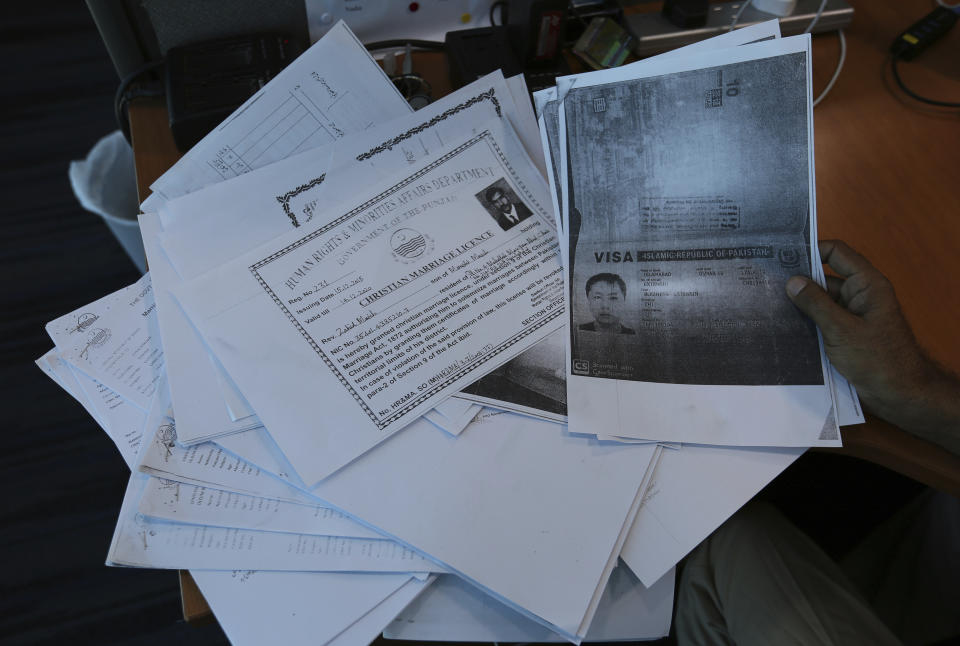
<box><xmin>813</xmin><ymin>29</ymin><xmax>846</xmax><ymax>107</ymax></box>
<box><xmin>728</xmin><ymin>0</ymin><xmax>753</xmax><ymax>31</ymax></box>
<box><xmin>891</xmin><ymin>56</ymin><xmax>960</xmax><ymax>108</ymax></box>
<box><xmin>728</xmin><ymin>0</ymin><xmax>829</xmax><ymax>33</ymax></box>
<box><xmin>727</xmin><ymin>0</ymin><xmax>842</xmax><ymax>108</ymax></box>
<box><xmin>114</xmin><ymin>60</ymin><xmax>165</xmax><ymax>145</ymax></box>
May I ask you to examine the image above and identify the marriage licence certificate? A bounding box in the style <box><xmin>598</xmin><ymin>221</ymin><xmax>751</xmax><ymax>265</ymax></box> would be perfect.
<box><xmin>174</xmin><ymin>120</ymin><xmax>563</xmax><ymax>485</ymax></box>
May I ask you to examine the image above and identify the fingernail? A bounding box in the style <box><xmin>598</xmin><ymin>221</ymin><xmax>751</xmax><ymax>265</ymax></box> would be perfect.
<box><xmin>785</xmin><ymin>276</ymin><xmax>808</xmax><ymax>298</ymax></box>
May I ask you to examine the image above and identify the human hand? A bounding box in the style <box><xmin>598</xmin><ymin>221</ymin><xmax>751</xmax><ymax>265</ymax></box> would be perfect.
<box><xmin>785</xmin><ymin>240</ymin><xmax>960</xmax><ymax>447</ymax></box>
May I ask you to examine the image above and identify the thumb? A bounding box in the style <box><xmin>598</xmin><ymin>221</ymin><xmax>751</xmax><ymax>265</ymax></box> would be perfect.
<box><xmin>785</xmin><ymin>276</ymin><xmax>857</xmax><ymax>341</ymax></box>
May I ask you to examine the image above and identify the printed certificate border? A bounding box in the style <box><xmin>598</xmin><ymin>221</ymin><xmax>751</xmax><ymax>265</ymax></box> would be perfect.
<box><xmin>250</xmin><ymin>130</ymin><xmax>558</xmax><ymax>429</ymax></box>
<box><xmin>276</xmin><ymin>174</ymin><xmax>327</xmax><ymax>227</ymax></box>
<box><xmin>355</xmin><ymin>88</ymin><xmax>501</xmax><ymax>162</ymax></box>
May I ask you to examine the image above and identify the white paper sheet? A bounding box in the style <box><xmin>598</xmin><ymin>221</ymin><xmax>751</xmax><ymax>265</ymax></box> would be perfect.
<box><xmin>157</xmin><ymin>145</ymin><xmax>336</xmax><ymax>280</ymax></box>
<box><xmin>142</xmin><ymin>21</ymin><xmax>411</xmax><ymax>211</ymax></box>
<box><xmin>107</xmin><ymin>473</ymin><xmax>441</xmax><ymax>573</ymax></box>
<box><xmin>504</xmin><ymin>73</ymin><xmax>546</xmax><ymax>177</ymax></box>
<box><xmin>327</xmin><ymin>576</ymin><xmax>434</xmax><ymax>646</ymax></box>
<box><xmin>173</xmin><ymin>120</ymin><xmax>563</xmax><ymax>485</ymax></box>
<box><xmin>139</xmin><ymin>212</ymin><xmax>263</xmax><ymax>444</ymax></box>
<box><xmin>423</xmin><ymin>398</ymin><xmax>481</xmax><ymax>436</ymax></box>
<box><xmin>46</xmin><ymin>273</ymin><xmax>163</xmax><ymax>411</ymax></box>
<box><xmin>191</xmin><ymin>569</ymin><xmax>415</xmax><ymax>646</ymax></box>
<box><xmin>620</xmin><ymin>443</ymin><xmax>805</xmax><ymax>586</ymax></box>
<box><xmin>308</xmin><ymin>411</ymin><xmax>658</xmax><ymax>642</ymax></box>
<box><xmin>385</xmin><ymin>564</ymin><xmax>673</xmax><ymax>642</ymax></box>
<box><xmin>214</xmin><ymin>425</ymin><xmax>304</xmax><ymax>487</ymax></box>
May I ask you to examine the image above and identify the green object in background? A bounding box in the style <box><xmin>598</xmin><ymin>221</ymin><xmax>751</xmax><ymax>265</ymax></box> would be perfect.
<box><xmin>573</xmin><ymin>17</ymin><xmax>634</xmax><ymax>70</ymax></box>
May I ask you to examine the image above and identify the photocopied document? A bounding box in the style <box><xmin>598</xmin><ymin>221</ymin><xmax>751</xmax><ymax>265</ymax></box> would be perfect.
<box><xmin>456</xmin><ymin>327</ymin><xmax>568</xmax><ymax>422</ymax></box>
<box><xmin>536</xmin><ymin>22</ymin><xmax>860</xmax><ymax>429</ymax></box>
<box><xmin>214</xmin><ymin>424</ymin><xmax>304</xmax><ymax>487</ymax></box>
<box><xmin>138</xmin><ymin>476</ymin><xmax>382</xmax><ymax>540</ymax></box>
<box><xmin>560</xmin><ymin>36</ymin><xmax>839</xmax><ymax>447</ymax></box>
<box><xmin>458</xmin><ymin>21</ymin><xmax>793</xmax><ymax>425</ymax></box>
<box><xmin>536</xmin><ymin>19</ymin><xmax>785</xmax><ymax>237</ymax></box>
<box><xmin>46</xmin><ymin>273</ymin><xmax>164</xmax><ymax>412</ymax></box>
<box><xmin>142</xmin><ymin>21</ymin><xmax>411</xmax><ymax>211</ymax></box>
<box><xmin>173</xmin><ymin>119</ymin><xmax>563</xmax><ymax>486</ymax></box>
<box><xmin>108</xmin><ymin>473</ymin><xmax>441</xmax><ymax>573</ymax></box>
<box><xmin>138</xmin><ymin>420</ymin><xmax>316</xmax><ymax>505</ymax></box>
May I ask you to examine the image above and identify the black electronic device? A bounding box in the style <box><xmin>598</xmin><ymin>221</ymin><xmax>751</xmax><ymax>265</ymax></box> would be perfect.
<box><xmin>165</xmin><ymin>33</ymin><xmax>301</xmax><ymax>151</ymax></box>
<box><xmin>888</xmin><ymin>6</ymin><xmax>960</xmax><ymax>108</ymax></box>
<box><xmin>444</xmin><ymin>25</ymin><xmax>571</xmax><ymax>94</ymax></box>
<box><xmin>662</xmin><ymin>0</ymin><xmax>710</xmax><ymax>28</ymax></box>
<box><xmin>507</xmin><ymin>0</ymin><xmax>568</xmax><ymax>67</ymax></box>
<box><xmin>566</xmin><ymin>0</ymin><xmax>624</xmax><ymax>43</ymax></box>
<box><xmin>890</xmin><ymin>6</ymin><xmax>958</xmax><ymax>62</ymax></box>
<box><xmin>446</xmin><ymin>0</ymin><xmax>572</xmax><ymax>93</ymax></box>
<box><xmin>445</xmin><ymin>27</ymin><xmax>525</xmax><ymax>89</ymax></box>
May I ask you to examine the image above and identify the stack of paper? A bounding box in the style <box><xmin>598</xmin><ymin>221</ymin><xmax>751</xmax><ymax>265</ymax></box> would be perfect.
<box><xmin>39</xmin><ymin>19</ymin><xmax>865</xmax><ymax>645</ymax></box>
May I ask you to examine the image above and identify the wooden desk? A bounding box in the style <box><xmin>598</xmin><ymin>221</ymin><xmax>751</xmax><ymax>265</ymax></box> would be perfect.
<box><xmin>129</xmin><ymin>0</ymin><xmax>960</xmax><ymax>621</ymax></box>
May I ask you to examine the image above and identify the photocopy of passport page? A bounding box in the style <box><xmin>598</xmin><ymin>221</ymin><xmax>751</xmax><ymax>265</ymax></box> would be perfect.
<box><xmin>452</xmin><ymin>23</ymin><xmax>793</xmax><ymax>425</ymax></box>
<box><xmin>559</xmin><ymin>36</ymin><xmax>839</xmax><ymax>447</ymax></box>
<box><xmin>308</xmin><ymin>412</ymin><xmax>658</xmax><ymax>643</ymax></box>
<box><xmin>141</xmin><ymin>21</ymin><xmax>411</xmax><ymax>211</ymax></box>
<box><xmin>545</xmin><ymin>21</ymin><xmax>786</xmax><ymax>236</ymax></box>
<box><xmin>172</xmin><ymin>119</ymin><xmax>564</xmax><ymax>486</ymax></box>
